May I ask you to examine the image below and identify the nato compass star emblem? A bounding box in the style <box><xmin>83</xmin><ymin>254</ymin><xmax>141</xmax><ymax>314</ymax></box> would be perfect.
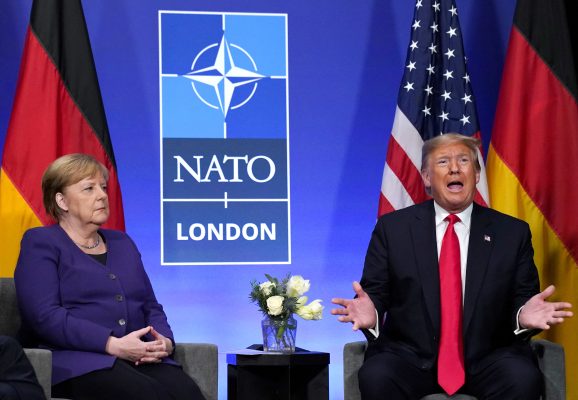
<box><xmin>183</xmin><ymin>35</ymin><xmax>264</xmax><ymax>117</ymax></box>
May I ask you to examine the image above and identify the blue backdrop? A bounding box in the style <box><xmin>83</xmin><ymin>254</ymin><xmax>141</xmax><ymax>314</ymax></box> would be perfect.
<box><xmin>0</xmin><ymin>1</ymin><xmax>517</xmax><ymax>398</ymax></box>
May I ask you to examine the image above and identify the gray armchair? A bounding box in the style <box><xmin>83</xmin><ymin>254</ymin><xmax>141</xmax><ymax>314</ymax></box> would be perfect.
<box><xmin>343</xmin><ymin>340</ymin><xmax>565</xmax><ymax>400</ymax></box>
<box><xmin>0</xmin><ymin>278</ymin><xmax>218</xmax><ymax>400</ymax></box>
<box><xmin>174</xmin><ymin>342</ymin><xmax>218</xmax><ymax>400</ymax></box>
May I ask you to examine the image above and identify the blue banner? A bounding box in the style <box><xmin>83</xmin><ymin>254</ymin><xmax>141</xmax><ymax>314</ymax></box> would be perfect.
<box><xmin>159</xmin><ymin>11</ymin><xmax>290</xmax><ymax>264</ymax></box>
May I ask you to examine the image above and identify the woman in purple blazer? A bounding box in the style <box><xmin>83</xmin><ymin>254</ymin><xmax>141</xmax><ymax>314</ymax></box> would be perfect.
<box><xmin>15</xmin><ymin>154</ymin><xmax>204</xmax><ymax>400</ymax></box>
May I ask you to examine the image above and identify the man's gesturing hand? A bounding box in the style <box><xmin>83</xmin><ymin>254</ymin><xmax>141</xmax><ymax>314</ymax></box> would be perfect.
<box><xmin>331</xmin><ymin>281</ymin><xmax>377</xmax><ymax>331</ymax></box>
<box><xmin>519</xmin><ymin>285</ymin><xmax>573</xmax><ymax>330</ymax></box>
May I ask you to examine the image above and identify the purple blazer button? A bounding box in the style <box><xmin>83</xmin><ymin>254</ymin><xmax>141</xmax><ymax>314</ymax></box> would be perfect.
<box><xmin>118</xmin><ymin>318</ymin><xmax>126</xmax><ymax>326</ymax></box>
<box><xmin>115</xmin><ymin>295</ymin><xmax>123</xmax><ymax>302</ymax></box>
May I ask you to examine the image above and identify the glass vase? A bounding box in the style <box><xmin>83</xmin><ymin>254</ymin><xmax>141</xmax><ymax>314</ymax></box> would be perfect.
<box><xmin>261</xmin><ymin>314</ymin><xmax>297</xmax><ymax>353</ymax></box>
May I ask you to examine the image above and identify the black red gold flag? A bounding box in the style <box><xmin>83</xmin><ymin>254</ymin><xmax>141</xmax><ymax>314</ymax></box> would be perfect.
<box><xmin>487</xmin><ymin>0</ymin><xmax>578</xmax><ymax>397</ymax></box>
<box><xmin>0</xmin><ymin>0</ymin><xmax>124</xmax><ymax>277</ymax></box>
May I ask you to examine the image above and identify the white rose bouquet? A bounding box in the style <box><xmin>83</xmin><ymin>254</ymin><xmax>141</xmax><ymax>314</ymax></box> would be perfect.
<box><xmin>250</xmin><ymin>274</ymin><xmax>323</xmax><ymax>351</ymax></box>
<box><xmin>250</xmin><ymin>274</ymin><xmax>323</xmax><ymax>320</ymax></box>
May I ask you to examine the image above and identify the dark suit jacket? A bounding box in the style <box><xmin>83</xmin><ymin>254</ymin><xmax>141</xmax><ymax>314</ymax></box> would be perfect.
<box><xmin>361</xmin><ymin>200</ymin><xmax>540</xmax><ymax>374</ymax></box>
<box><xmin>14</xmin><ymin>225</ymin><xmax>175</xmax><ymax>384</ymax></box>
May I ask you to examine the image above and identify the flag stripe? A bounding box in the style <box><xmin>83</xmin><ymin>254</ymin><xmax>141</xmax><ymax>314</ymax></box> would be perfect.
<box><xmin>378</xmin><ymin>192</ymin><xmax>395</xmax><ymax>217</ymax></box>
<box><xmin>488</xmin><ymin>146</ymin><xmax>576</xmax><ymax>272</ymax></box>
<box><xmin>514</xmin><ymin>0</ymin><xmax>577</xmax><ymax>100</ymax></box>
<box><xmin>30</xmin><ymin>0</ymin><xmax>117</xmax><ymax>166</ymax></box>
<box><xmin>0</xmin><ymin>171</ymin><xmax>42</xmax><ymax>277</ymax></box>
<box><xmin>390</xmin><ymin>106</ymin><xmax>425</xmax><ymax>170</ymax></box>
<box><xmin>487</xmin><ymin>147</ymin><xmax>578</xmax><ymax>399</ymax></box>
<box><xmin>386</xmin><ymin>136</ymin><xmax>427</xmax><ymax>204</ymax></box>
<box><xmin>490</xmin><ymin>27</ymin><xmax>578</xmax><ymax>265</ymax></box>
<box><xmin>380</xmin><ymin>162</ymin><xmax>415</xmax><ymax>210</ymax></box>
<box><xmin>2</xmin><ymin>29</ymin><xmax>124</xmax><ymax>228</ymax></box>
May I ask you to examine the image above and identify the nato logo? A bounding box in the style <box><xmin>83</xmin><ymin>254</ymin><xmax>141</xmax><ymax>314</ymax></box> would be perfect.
<box><xmin>159</xmin><ymin>11</ymin><xmax>290</xmax><ymax>265</ymax></box>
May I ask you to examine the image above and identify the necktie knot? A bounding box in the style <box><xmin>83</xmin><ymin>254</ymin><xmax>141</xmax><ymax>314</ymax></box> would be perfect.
<box><xmin>445</xmin><ymin>214</ymin><xmax>460</xmax><ymax>226</ymax></box>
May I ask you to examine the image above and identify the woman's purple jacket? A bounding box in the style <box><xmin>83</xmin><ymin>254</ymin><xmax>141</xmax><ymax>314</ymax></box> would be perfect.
<box><xmin>15</xmin><ymin>224</ymin><xmax>176</xmax><ymax>384</ymax></box>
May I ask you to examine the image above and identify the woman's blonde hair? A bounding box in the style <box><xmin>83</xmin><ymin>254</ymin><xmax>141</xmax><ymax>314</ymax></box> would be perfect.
<box><xmin>42</xmin><ymin>154</ymin><xmax>109</xmax><ymax>221</ymax></box>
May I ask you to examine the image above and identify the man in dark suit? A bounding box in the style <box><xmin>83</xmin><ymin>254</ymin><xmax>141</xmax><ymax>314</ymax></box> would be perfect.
<box><xmin>332</xmin><ymin>134</ymin><xmax>573</xmax><ymax>399</ymax></box>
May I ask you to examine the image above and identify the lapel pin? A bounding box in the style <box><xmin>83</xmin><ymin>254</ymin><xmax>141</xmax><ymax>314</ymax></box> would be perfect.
<box><xmin>484</xmin><ymin>235</ymin><xmax>491</xmax><ymax>242</ymax></box>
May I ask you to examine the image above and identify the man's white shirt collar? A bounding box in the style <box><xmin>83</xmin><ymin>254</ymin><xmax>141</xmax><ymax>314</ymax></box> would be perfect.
<box><xmin>433</xmin><ymin>201</ymin><xmax>473</xmax><ymax>229</ymax></box>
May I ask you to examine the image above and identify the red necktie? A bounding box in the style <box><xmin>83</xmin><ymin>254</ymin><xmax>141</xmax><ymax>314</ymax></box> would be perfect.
<box><xmin>437</xmin><ymin>214</ymin><xmax>465</xmax><ymax>395</ymax></box>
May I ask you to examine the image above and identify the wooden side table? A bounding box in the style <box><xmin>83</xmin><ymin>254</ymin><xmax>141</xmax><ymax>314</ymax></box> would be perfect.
<box><xmin>227</xmin><ymin>345</ymin><xmax>330</xmax><ymax>400</ymax></box>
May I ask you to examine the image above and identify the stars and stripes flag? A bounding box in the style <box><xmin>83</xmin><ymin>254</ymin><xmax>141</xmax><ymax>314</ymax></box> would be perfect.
<box><xmin>378</xmin><ymin>0</ymin><xmax>488</xmax><ymax>216</ymax></box>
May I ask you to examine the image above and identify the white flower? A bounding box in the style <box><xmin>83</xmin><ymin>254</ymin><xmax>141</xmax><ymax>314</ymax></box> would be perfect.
<box><xmin>259</xmin><ymin>281</ymin><xmax>276</xmax><ymax>296</ymax></box>
<box><xmin>296</xmin><ymin>299</ymin><xmax>323</xmax><ymax>320</ymax></box>
<box><xmin>266</xmin><ymin>295</ymin><xmax>284</xmax><ymax>316</ymax></box>
<box><xmin>296</xmin><ymin>296</ymin><xmax>308</xmax><ymax>308</ymax></box>
<box><xmin>287</xmin><ymin>275</ymin><xmax>310</xmax><ymax>297</ymax></box>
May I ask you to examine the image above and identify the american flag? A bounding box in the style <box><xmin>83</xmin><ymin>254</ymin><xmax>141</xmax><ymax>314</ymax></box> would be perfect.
<box><xmin>378</xmin><ymin>0</ymin><xmax>489</xmax><ymax>216</ymax></box>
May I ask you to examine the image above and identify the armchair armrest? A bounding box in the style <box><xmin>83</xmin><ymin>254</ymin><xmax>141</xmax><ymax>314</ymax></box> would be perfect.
<box><xmin>174</xmin><ymin>343</ymin><xmax>218</xmax><ymax>400</ymax></box>
<box><xmin>343</xmin><ymin>341</ymin><xmax>366</xmax><ymax>400</ymax></box>
<box><xmin>531</xmin><ymin>339</ymin><xmax>565</xmax><ymax>400</ymax></box>
<box><xmin>24</xmin><ymin>348</ymin><xmax>52</xmax><ymax>400</ymax></box>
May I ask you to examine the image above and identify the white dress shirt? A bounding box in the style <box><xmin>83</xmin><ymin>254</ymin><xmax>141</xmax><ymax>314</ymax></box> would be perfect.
<box><xmin>434</xmin><ymin>201</ymin><xmax>472</xmax><ymax>298</ymax></box>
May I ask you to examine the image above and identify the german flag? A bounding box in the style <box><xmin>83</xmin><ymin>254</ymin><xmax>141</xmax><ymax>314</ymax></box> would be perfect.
<box><xmin>487</xmin><ymin>0</ymin><xmax>578</xmax><ymax>398</ymax></box>
<box><xmin>0</xmin><ymin>0</ymin><xmax>124</xmax><ymax>277</ymax></box>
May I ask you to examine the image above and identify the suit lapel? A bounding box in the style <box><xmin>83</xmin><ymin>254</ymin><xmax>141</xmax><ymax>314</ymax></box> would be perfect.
<box><xmin>411</xmin><ymin>201</ymin><xmax>441</xmax><ymax>333</ymax></box>
<box><xmin>463</xmin><ymin>203</ymin><xmax>494</xmax><ymax>333</ymax></box>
